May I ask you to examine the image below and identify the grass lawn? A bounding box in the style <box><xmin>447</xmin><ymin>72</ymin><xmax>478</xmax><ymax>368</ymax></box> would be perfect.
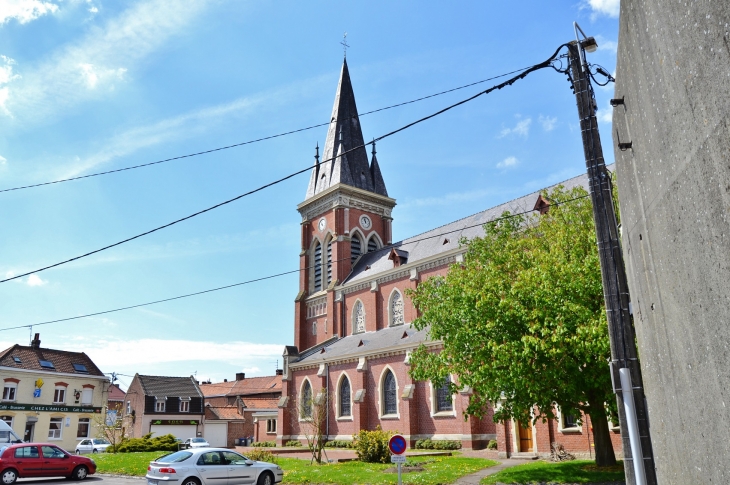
<box><xmin>279</xmin><ymin>456</ymin><xmax>497</xmax><ymax>485</ymax></box>
<box><xmin>481</xmin><ymin>460</ymin><xmax>625</xmax><ymax>484</ymax></box>
<box><xmin>94</xmin><ymin>452</ymin><xmax>496</xmax><ymax>484</ymax></box>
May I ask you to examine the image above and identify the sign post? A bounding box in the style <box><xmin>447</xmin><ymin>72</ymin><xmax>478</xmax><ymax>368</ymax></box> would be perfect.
<box><xmin>388</xmin><ymin>434</ymin><xmax>407</xmax><ymax>485</ymax></box>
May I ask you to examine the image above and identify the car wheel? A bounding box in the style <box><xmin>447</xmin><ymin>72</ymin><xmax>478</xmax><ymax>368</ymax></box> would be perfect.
<box><xmin>71</xmin><ymin>466</ymin><xmax>89</xmax><ymax>481</ymax></box>
<box><xmin>92</xmin><ymin>449</ymin><xmax>98</xmax><ymax>454</ymax></box>
<box><xmin>181</xmin><ymin>478</ymin><xmax>200</xmax><ymax>485</ymax></box>
<box><xmin>1</xmin><ymin>469</ymin><xmax>17</xmax><ymax>485</ymax></box>
<box><xmin>75</xmin><ymin>450</ymin><xmax>80</xmax><ymax>454</ymax></box>
<box><xmin>257</xmin><ymin>472</ymin><xmax>274</xmax><ymax>485</ymax></box>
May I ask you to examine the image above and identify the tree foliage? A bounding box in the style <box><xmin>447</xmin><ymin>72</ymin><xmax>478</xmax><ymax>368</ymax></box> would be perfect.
<box><xmin>407</xmin><ymin>186</ymin><xmax>617</xmax><ymax>465</ymax></box>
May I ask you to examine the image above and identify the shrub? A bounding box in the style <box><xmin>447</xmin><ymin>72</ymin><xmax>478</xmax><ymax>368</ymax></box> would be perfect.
<box><xmin>251</xmin><ymin>441</ymin><xmax>276</xmax><ymax>447</ymax></box>
<box><xmin>245</xmin><ymin>448</ymin><xmax>277</xmax><ymax>463</ymax></box>
<box><xmin>285</xmin><ymin>440</ymin><xmax>303</xmax><ymax>447</ymax></box>
<box><xmin>324</xmin><ymin>440</ymin><xmax>353</xmax><ymax>448</ymax></box>
<box><xmin>352</xmin><ymin>426</ymin><xmax>393</xmax><ymax>463</ymax></box>
<box><xmin>108</xmin><ymin>433</ymin><xmax>179</xmax><ymax>453</ymax></box>
<box><xmin>414</xmin><ymin>439</ymin><xmax>461</xmax><ymax>450</ymax></box>
<box><xmin>487</xmin><ymin>439</ymin><xmax>498</xmax><ymax>450</ymax></box>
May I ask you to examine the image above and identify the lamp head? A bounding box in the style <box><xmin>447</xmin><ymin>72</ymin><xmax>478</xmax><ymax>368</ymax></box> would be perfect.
<box><xmin>581</xmin><ymin>37</ymin><xmax>598</xmax><ymax>53</ymax></box>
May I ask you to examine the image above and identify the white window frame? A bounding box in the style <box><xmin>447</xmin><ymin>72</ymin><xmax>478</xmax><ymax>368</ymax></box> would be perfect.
<box><xmin>299</xmin><ymin>379</ymin><xmax>313</xmax><ymax>421</ymax></box>
<box><xmin>179</xmin><ymin>398</ymin><xmax>191</xmax><ymax>413</ymax></box>
<box><xmin>81</xmin><ymin>388</ymin><xmax>93</xmax><ymax>406</ymax></box>
<box><xmin>0</xmin><ymin>415</ymin><xmax>13</xmax><ymax>429</ymax></box>
<box><xmin>266</xmin><ymin>419</ymin><xmax>276</xmax><ymax>434</ymax></box>
<box><xmin>378</xmin><ymin>366</ymin><xmax>400</xmax><ymax>419</ymax></box>
<box><xmin>352</xmin><ymin>300</ymin><xmax>366</xmax><ymax>335</ymax></box>
<box><xmin>388</xmin><ymin>288</ymin><xmax>405</xmax><ymax>327</ymax></box>
<box><xmin>48</xmin><ymin>417</ymin><xmax>63</xmax><ymax>440</ymax></box>
<box><xmin>2</xmin><ymin>384</ymin><xmax>17</xmax><ymax>402</ymax></box>
<box><xmin>126</xmin><ymin>401</ymin><xmax>131</xmax><ymax>415</ymax></box>
<box><xmin>76</xmin><ymin>417</ymin><xmax>91</xmax><ymax>439</ymax></box>
<box><xmin>155</xmin><ymin>398</ymin><xmax>166</xmax><ymax>412</ymax></box>
<box><xmin>53</xmin><ymin>387</ymin><xmax>66</xmax><ymax>404</ymax></box>
<box><xmin>557</xmin><ymin>406</ymin><xmax>582</xmax><ymax>433</ymax></box>
<box><xmin>335</xmin><ymin>372</ymin><xmax>353</xmax><ymax>421</ymax></box>
<box><xmin>429</xmin><ymin>375</ymin><xmax>457</xmax><ymax>417</ymax></box>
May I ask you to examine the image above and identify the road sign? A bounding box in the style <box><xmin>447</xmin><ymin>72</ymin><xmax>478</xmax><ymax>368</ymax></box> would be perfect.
<box><xmin>388</xmin><ymin>434</ymin><xmax>407</xmax><ymax>455</ymax></box>
<box><xmin>390</xmin><ymin>455</ymin><xmax>406</xmax><ymax>463</ymax></box>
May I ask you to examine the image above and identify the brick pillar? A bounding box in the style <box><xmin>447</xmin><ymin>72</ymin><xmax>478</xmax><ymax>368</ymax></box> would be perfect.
<box><xmin>353</xmin><ymin>359</ymin><xmax>368</xmax><ymax>433</ymax></box>
<box><xmin>277</xmin><ymin>380</ymin><xmax>291</xmax><ymax>446</ymax></box>
<box><xmin>400</xmin><ymin>360</ymin><xmax>417</xmax><ymax>447</ymax></box>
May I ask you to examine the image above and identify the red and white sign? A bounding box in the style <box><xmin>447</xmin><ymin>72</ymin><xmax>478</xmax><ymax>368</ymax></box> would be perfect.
<box><xmin>388</xmin><ymin>434</ymin><xmax>407</xmax><ymax>455</ymax></box>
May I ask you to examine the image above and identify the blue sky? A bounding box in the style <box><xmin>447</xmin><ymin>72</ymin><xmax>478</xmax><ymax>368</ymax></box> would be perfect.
<box><xmin>0</xmin><ymin>0</ymin><xmax>620</xmax><ymax>388</ymax></box>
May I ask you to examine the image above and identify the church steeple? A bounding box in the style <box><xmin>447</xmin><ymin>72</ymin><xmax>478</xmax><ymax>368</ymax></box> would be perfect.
<box><xmin>304</xmin><ymin>59</ymin><xmax>388</xmax><ymax>199</ymax></box>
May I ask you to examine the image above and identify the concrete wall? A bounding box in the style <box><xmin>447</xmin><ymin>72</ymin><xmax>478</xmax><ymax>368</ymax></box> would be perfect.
<box><xmin>613</xmin><ymin>1</ymin><xmax>730</xmax><ymax>483</ymax></box>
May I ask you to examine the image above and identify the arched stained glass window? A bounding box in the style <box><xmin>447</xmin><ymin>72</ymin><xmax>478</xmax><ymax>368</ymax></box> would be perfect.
<box><xmin>390</xmin><ymin>290</ymin><xmax>404</xmax><ymax>326</ymax></box>
<box><xmin>353</xmin><ymin>301</ymin><xmax>365</xmax><ymax>334</ymax></box>
<box><xmin>351</xmin><ymin>234</ymin><xmax>361</xmax><ymax>264</ymax></box>
<box><xmin>383</xmin><ymin>370</ymin><xmax>397</xmax><ymax>415</ymax></box>
<box><xmin>435</xmin><ymin>376</ymin><xmax>453</xmax><ymax>412</ymax></box>
<box><xmin>301</xmin><ymin>381</ymin><xmax>312</xmax><ymax>418</ymax></box>
<box><xmin>339</xmin><ymin>377</ymin><xmax>351</xmax><ymax>417</ymax></box>
<box><xmin>313</xmin><ymin>242</ymin><xmax>322</xmax><ymax>292</ymax></box>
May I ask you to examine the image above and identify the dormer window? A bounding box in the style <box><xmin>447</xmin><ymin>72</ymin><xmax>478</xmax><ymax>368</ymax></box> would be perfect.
<box><xmin>534</xmin><ymin>194</ymin><xmax>551</xmax><ymax>215</ymax></box>
<box><xmin>179</xmin><ymin>397</ymin><xmax>191</xmax><ymax>413</ymax></box>
<box><xmin>155</xmin><ymin>397</ymin><xmax>166</xmax><ymax>412</ymax></box>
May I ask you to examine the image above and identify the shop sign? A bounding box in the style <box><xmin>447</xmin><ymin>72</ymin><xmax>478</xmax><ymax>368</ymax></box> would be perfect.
<box><xmin>150</xmin><ymin>419</ymin><xmax>199</xmax><ymax>425</ymax></box>
<box><xmin>0</xmin><ymin>403</ymin><xmax>102</xmax><ymax>413</ymax></box>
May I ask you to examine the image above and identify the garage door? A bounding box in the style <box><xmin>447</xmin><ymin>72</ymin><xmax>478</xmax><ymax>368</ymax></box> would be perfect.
<box><xmin>204</xmin><ymin>422</ymin><xmax>228</xmax><ymax>447</ymax></box>
<box><xmin>150</xmin><ymin>425</ymin><xmax>198</xmax><ymax>440</ymax></box>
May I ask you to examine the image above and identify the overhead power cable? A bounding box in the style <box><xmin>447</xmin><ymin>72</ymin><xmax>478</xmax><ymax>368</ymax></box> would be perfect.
<box><xmin>0</xmin><ymin>64</ymin><xmax>538</xmax><ymax>195</ymax></box>
<box><xmin>0</xmin><ymin>193</ymin><xmax>589</xmax><ymax>332</ymax></box>
<box><xmin>0</xmin><ymin>44</ymin><xmax>568</xmax><ymax>285</ymax></box>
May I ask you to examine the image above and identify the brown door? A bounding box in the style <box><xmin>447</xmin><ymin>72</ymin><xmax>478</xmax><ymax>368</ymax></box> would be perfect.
<box><xmin>517</xmin><ymin>421</ymin><xmax>533</xmax><ymax>452</ymax></box>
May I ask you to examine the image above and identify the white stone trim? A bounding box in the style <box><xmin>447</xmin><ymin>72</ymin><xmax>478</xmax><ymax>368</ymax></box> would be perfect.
<box><xmin>387</xmin><ymin>287</ymin><xmax>406</xmax><ymax>327</ymax></box>
<box><xmin>351</xmin><ymin>299</ymin><xmax>366</xmax><ymax>334</ymax></box>
<box><xmin>297</xmin><ymin>183</ymin><xmax>396</xmax><ymax>222</ymax></box>
<box><xmin>335</xmin><ymin>372</ymin><xmax>353</xmax><ymax>419</ymax></box>
<box><xmin>556</xmin><ymin>406</ymin><xmax>583</xmax><ymax>434</ymax></box>
<box><xmin>428</xmin><ymin>376</ymin><xmax>457</xmax><ymax>418</ymax></box>
<box><xmin>377</xmin><ymin>365</ymin><xmax>400</xmax><ymax>420</ymax></box>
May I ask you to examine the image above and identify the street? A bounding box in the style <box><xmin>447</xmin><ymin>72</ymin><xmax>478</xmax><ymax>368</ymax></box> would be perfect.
<box><xmin>18</xmin><ymin>478</ymin><xmax>144</xmax><ymax>485</ymax></box>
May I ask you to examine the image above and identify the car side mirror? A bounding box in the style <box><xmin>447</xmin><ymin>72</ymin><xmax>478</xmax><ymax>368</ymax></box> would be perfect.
<box><xmin>244</xmin><ymin>460</ymin><xmax>254</xmax><ymax>466</ymax></box>
<box><xmin>62</xmin><ymin>455</ymin><xmax>69</xmax><ymax>459</ymax></box>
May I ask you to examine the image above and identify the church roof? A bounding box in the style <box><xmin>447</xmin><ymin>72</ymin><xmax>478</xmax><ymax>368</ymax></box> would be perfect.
<box><xmin>305</xmin><ymin>60</ymin><xmax>388</xmax><ymax>200</ymax></box>
<box><xmin>343</xmin><ymin>168</ymin><xmax>605</xmax><ymax>284</ymax></box>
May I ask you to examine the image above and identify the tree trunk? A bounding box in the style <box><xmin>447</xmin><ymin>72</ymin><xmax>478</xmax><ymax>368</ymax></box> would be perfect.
<box><xmin>588</xmin><ymin>402</ymin><xmax>617</xmax><ymax>467</ymax></box>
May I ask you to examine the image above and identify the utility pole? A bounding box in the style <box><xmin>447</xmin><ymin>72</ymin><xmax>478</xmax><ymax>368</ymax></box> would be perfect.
<box><xmin>567</xmin><ymin>26</ymin><xmax>657</xmax><ymax>485</ymax></box>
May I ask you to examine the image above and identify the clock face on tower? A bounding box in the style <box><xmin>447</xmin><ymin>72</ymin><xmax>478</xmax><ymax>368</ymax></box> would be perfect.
<box><xmin>318</xmin><ymin>218</ymin><xmax>327</xmax><ymax>232</ymax></box>
<box><xmin>359</xmin><ymin>215</ymin><xmax>372</xmax><ymax>230</ymax></box>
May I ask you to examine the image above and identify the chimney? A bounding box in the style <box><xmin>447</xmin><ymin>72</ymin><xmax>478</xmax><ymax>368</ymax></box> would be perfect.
<box><xmin>30</xmin><ymin>333</ymin><xmax>41</xmax><ymax>349</ymax></box>
<box><xmin>235</xmin><ymin>373</ymin><xmax>245</xmax><ymax>381</ymax></box>
<box><xmin>275</xmin><ymin>369</ymin><xmax>283</xmax><ymax>376</ymax></box>
<box><xmin>223</xmin><ymin>379</ymin><xmax>228</xmax><ymax>382</ymax></box>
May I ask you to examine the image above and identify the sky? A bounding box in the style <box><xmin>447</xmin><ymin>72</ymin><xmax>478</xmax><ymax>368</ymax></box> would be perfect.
<box><xmin>0</xmin><ymin>0</ymin><xmax>620</xmax><ymax>389</ymax></box>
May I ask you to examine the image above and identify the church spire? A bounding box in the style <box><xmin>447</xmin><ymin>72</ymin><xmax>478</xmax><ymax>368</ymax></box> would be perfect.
<box><xmin>304</xmin><ymin>59</ymin><xmax>388</xmax><ymax>199</ymax></box>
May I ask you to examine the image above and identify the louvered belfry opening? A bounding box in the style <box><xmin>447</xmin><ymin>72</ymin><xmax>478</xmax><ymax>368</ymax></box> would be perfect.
<box><xmin>351</xmin><ymin>234</ymin><xmax>361</xmax><ymax>264</ymax></box>
<box><xmin>367</xmin><ymin>237</ymin><xmax>378</xmax><ymax>253</ymax></box>
<box><xmin>326</xmin><ymin>239</ymin><xmax>333</xmax><ymax>286</ymax></box>
<box><xmin>313</xmin><ymin>242</ymin><xmax>322</xmax><ymax>292</ymax></box>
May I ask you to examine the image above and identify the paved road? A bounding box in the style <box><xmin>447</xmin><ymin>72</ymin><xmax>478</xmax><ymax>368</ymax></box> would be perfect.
<box><xmin>18</xmin><ymin>476</ymin><xmax>144</xmax><ymax>485</ymax></box>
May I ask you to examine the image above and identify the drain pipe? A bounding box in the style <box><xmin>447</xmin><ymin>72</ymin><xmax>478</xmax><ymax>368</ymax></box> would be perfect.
<box><xmin>619</xmin><ymin>368</ymin><xmax>647</xmax><ymax>485</ymax></box>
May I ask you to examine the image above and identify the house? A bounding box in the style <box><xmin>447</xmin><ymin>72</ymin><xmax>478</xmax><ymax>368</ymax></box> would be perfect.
<box><xmin>0</xmin><ymin>333</ymin><xmax>109</xmax><ymax>452</ymax></box>
<box><xmin>107</xmin><ymin>384</ymin><xmax>126</xmax><ymax>412</ymax></box>
<box><xmin>124</xmin><ymin>374</ymin><xmax>204</xmax><ymax>440</ymax></box>
<box><xmin>277</xmin><ymin>59</ymin><xmax>623</xmax><ymax>458</ymax></box>
<box><xmin>200</xmin><ymin>372</ymin><xmax>282</xmax><ymax>446</ymax></box>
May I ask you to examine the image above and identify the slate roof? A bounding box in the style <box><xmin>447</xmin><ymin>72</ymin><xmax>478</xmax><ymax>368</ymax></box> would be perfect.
<box><xmin>199</xmin><ymin>375</ymin><xmax>282</xmax><ymax>397</ymax></box>
<box><xmin>305</xmin><ymin>59</ymin><xmax>387</xmax><ymax>199</ymax></box>
<box><xmin>344</xmin><ymin>169</ymin><xmax>599</xmax><ymax>284</ymax></box>
<box><xmin>108</xmin><ymin>384</ymin><xmax>126</xmax><ymax>401</ymax></box>
<box><xmin>296</xmin><ymin>324</ymin><xmax>430</xmax><ymax>365</ymax></box>
<box><xmin>0</xmin><ymin>344</ymin><xmax>105</xmax><ymax>376</ymax></box>
<box><xmin>136</xmin><ymin>375</ymin><xmax>203</xmax><ymax>398</ymax></box>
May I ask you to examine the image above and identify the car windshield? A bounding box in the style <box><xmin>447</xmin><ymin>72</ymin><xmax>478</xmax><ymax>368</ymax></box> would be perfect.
<box><xmin>155</xmin><ymin>451</ymin><xmax>193</xmax><ymax>463</ymax></box>
<box><xmin>192</xmin><ymin>438</ymin><xmax>206</xmax><ymax>443</ymax></box>
<box><xmin>93</xmin><ymin>439</ymin><xmax>110</xmax><ymax>445</ymax></box>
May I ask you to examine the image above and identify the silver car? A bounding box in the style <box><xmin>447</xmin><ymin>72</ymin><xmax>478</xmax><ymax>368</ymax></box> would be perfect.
<box><xmin>75</xmin><ymin>439</ymin><xmax>111</xmax><ymax>454</ymax></box>
<box><xmin>146</xmin><ymin>448</ymin><xmax>283</xmax><ymax>485</ymax></box>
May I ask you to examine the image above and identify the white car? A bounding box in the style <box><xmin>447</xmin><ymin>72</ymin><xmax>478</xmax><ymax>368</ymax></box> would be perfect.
<box><xmin>146</xmin><ymin>448</ymin><xmax>283</xmax><ymax>485</ymax></box>
<box><xmin>183</xmin><ymin>438</ymin><xmax>210</xmax><ymax>449</ymax></box>
<box><xmin>75</xmin><ymin>438</ymin><xmax>111</xmax><ymax>454</ymax></box>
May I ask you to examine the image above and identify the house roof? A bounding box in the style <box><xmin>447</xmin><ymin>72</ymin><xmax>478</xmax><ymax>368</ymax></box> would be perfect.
<box><xmin>295</xmin><ymin>324</ymin><xmax>431</xmax><ymax>365</ymax></box>
<box><xmin>0</xmin><ymin>344</ymin><xmax>105</xmax><ymax>377</ymax></box>
<box><xmin>136</xmin><ymin>375</ymin><xmax>203</xmax><ymax>398</ymax></box>
<box><xmin>343</xmin><ymin>169</ymin><xmax>599</xmax><ymax>284</ymax></box>
<box><xmin>205</xmin><ymin>405</ymin><xmax>244</xmax><ymax>421</ymax></box>
<box><xmin>241</xmin><ymin>397</ymin><xmax>280</xmax><ymax>410</ymax></box>
<box><xmin>108</xmin><ymin>384</ymin><xmax>126</xmax><ymax>401</ymax></box>
<box><xmin>200</xmin><ymin>375</ymin><xmax>282</xmax><ymax>397</ymax></box>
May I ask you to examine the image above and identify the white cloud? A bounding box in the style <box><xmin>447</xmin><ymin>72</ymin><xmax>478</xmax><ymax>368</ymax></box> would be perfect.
<box><xmin>538</xmin><ymin>115</ymin><xmax>557</xmax><ymax>132</ymax></box>
<box><xmin>0</xmin><ymin>155</ymin><xmax>6</xmax><ymax>165</ymax></box>
<box><xmin>2</xmin><ymin>0</ymin><xmax>208</xmax><ymax>125</ymax></box>
<box><xmin>586</xmin><ymin>0</ymin><xmax>620</xmax><ymax>18</ymax></box>
<box><xmin>596</xmin><ymin>102</ymin><xmax>613</xmax><ymax>125</ymax></box>
<box><xmin>595</xmin><ymin>35</ymin><xmax>618</xmax><ymax>53</ymax></box>
<box><xmin>499</xmin><ymin>118</ymin><xmax>531</xmax><ymax>138</ymax></box>
<box><xmin>497</xmin><ymin>156</ymin><xmax>519</xmax><ymax>169</ymax></box>
<box><xmin>0</xmin><ymin>56</ymin><xmax>19</xmax><ymax>116</ymax></box>
<box><xmin>88</xmin><ymin>5</ymin><xmax>98</xmax><ymax>14</ymax></box>
<box><xmin>0</xmin><ymin>0</ymin><xmax>59</xmax><ymax>25</ymax></box>
<box><xmin>26</xmin><ymin>273</ymin><xmax>47</xmax><ymax>286</ymax></box>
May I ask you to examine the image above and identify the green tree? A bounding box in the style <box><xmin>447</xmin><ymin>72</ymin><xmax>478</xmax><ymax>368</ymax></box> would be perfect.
<box><xmin>407</xmin><ymin>186</ymin><xmax>618</xmax><ymax>466</ymax></box>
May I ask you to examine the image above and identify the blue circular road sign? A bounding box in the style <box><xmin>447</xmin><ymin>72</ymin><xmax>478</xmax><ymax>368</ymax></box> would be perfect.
<box><xmin>389</xmin><ymin>434</ymin><xmax>407</xmax><ymax>455</ymax></box>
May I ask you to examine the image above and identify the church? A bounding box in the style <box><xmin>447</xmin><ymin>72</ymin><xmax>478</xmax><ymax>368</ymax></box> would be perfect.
<box><xmin>276</xmin><ymin>59</ymin><xmax>622</xmax><ymax>457</ymax></box>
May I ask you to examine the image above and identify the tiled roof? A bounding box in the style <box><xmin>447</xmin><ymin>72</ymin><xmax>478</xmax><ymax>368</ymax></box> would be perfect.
<box><xmin>344</xmin><ymin>169</ymin><xmax>600</xmax><ymax>284</ymax></box>
<box><xmin>295</xmin><ymin>324</ymin><xmax>430</xmax><ymax>365</ymax></box>
<box><xmin>206</xmin><ymin>405</ymin><xmax>244</xmax><ymax>420</ymax></box>
<box><xmin>108</xmin><ymin>384</ymin><xmax>126</xmax><ymax>401</ymax></box>
<box><xmin>0</xmin><ymin>344</ymin><xmax>105</xmax><ymax>377</ymax></box>
<box><xmin>136</xmin><ymin>375</ymin><xmax>203</xmax><ymax>398</ymax></box>
<box><xmin>200</xmin><ymin>375</ymin><xmax>282</xmax><ymax>397</ymax></box>
<box><xmin>241</xmin><ymin>397</ymin><xmax>279</xmax><ymax>410</ymax></box>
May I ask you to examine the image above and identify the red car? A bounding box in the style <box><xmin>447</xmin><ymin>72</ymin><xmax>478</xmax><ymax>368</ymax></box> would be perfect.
<box><xmin>0</xmin><ymin>443</ymin><xmax>96</xmax><ymax>484</ymax></box>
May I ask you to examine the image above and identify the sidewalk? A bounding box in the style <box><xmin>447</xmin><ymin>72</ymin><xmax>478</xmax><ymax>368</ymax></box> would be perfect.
<box><xmin>452</xmin><ymin>459</ymin><xmax>526</xmax><ymax>484</ymax></box>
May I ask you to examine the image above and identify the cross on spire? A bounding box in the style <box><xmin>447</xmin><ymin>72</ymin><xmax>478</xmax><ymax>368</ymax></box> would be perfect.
<box><xmin>340</xmin><ymin>32</ymin><xmax>350</xmax><ymax>58</ymax></box>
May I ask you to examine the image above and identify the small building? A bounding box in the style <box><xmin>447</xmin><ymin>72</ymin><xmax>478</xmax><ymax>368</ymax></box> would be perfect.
<box><xmin>107</xmin><ymin>384</ymin><xmax>126</xmax><ymax>412</ymax></box>
<box><xmin>200</xmin><ymin>372</ymin><xmax>282</xmax><ymax>446</ymax></box>
<box><xmin>0</xmin><ymin>334</ymin><xmax>109</xmax><ymax>452</ymax></box>
<box><xmin>124</xmin><ymin>374</ymin><xmax>204</xmax><ymax>440</ymax></box>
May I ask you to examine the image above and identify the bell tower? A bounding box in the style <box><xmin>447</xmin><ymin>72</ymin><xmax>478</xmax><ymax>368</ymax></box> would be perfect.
<box><xmin>294</xmin><ymin>59</ymin><xmax>396</xmax><ymax>351</ymax></box>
